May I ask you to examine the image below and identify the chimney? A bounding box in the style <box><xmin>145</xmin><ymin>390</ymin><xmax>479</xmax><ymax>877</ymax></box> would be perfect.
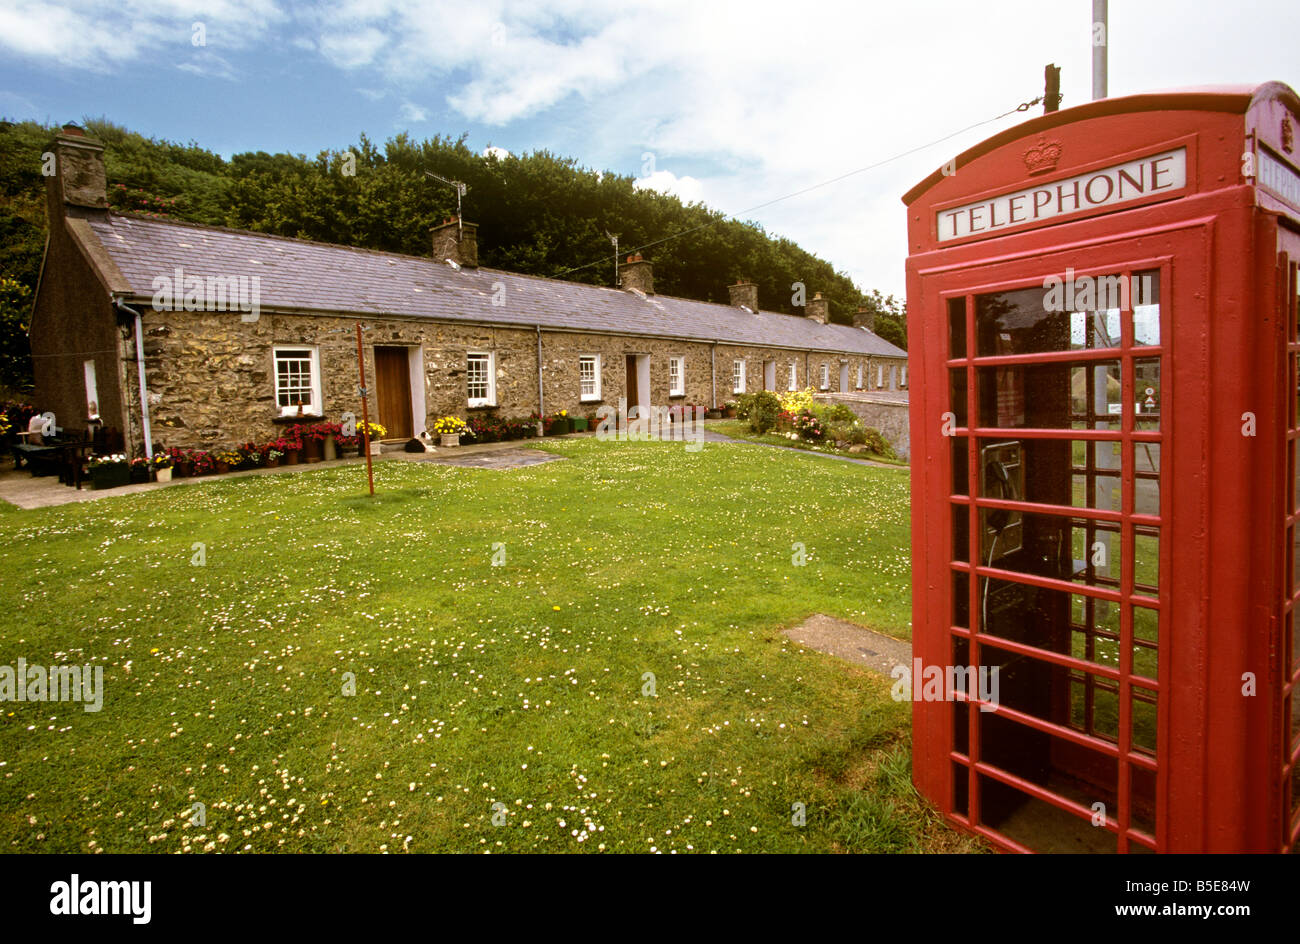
<box><xmin>728</xmin><ymin>280</ymin><xmax>758</xmax><ymax>311</ymax></box>
<box><xmin>46</xmin><ymin>124</ymin><xmax>108</xmax><ymax>224</ymax></box>
<box><xmin>621</xmin><ymin>253</ymin><xmax>654</xmax><ymax>295</ymax></box>
<box><xmin>806</xmin><ymin>291</ymin><xmax>829</xmax><ymax>324</ymax></box>
<box><xmin>430</xmin><ymin>217</ymin><xmax>478</xmax><ymax>268</ymax></box>
<box><xmin>852</xmin><ymin>306</ymin><xmax>876</xmax><ymax>331</ymax></box>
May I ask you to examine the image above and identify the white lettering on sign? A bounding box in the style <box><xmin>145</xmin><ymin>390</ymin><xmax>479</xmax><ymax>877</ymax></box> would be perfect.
<box><xmin>1258</xmin><ymin>149</ymin><xmax>1300</xmax><ymax>210</ymax></box>
<box><xmin>937</xmin><ymin>148</ymin><xmax>1187</xmax><ymax>241</ymax></box>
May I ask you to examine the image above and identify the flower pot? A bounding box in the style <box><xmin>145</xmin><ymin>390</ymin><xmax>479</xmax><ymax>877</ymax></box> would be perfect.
<box><xmin>284</xmin><ymin>449</ymin><xmax>300</xmax><ymax>466</ymax></box>
<box><xmin>176</xmin><ymin>461</ymin><xmax>194</xmax><ymax>478</ymax></box>
<box><xmin>265</xmin><ymin>457</ymin><xmax>280</xmax><ymax>469</ymax></box>
<box><xmin>571</xmin><ymin>417</ymin><xmax>589</xmax><ymax>432</ymax></box>
<box><xmin>440</xmin><ymin>433</ymin><xmax>460</xmax><ymax>447</ymax></box>
<box><xmin>323</xmin><ymin>435</ymin><xmax>338</xmax><ymax>461</ymax></box>
<box><xmin>129</xmin><ymin>466</ymin><xmax>150</xmax><ymax>484</ymax></box>
<box><xmin>369</xmin><ymin>442</ymin><xmax>382</xmax><ymax>456</ymax></box>
<box><xmin>214</xmin><ymin>461</ymin><xmax>231</xmax><ymax>475</ymax></box>
<box><xmin>155</xmin><ymin>466</ymin><xmax>172</xmax><ymax>483</ymax></box>
<box><xmin>303</xmin><ymin>438</ymin><xmax>323</xmax><ymax>463</ymax></box>
<box><xmin>90</xmin><ymin>464</ymin><xmax>130</xmax><ymax>490</ymax></box>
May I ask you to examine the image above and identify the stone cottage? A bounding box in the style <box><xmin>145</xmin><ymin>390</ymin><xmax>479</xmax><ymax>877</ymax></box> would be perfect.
<box><xmin>30</xmin><ymin>126</ymin><xmax>908</xmax><ymax>454</ymax></box>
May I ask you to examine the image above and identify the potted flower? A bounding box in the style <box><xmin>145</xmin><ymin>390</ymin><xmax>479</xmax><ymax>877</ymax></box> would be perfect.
<box><xmin>318</xmin><ymin>422</ymin><xmax>342</xmax><ymax>461</ymax></box>
<box><xmin>296</xmin><ymin>423</ymin><xmax>326</xmax><ymax>463</ymax></box>
<box><xmin>240</xmin><ymin>443</ymin><xmax>265</xmax><ymax>470</ymax></box>
<box><xmin>280</xmin><ymin>434</ymin><xmax>302</xmax><ymax>465</ymax></box>
<box><xmin>432</xmin><ymin>415</ymin><xmax>468</xmax><ymax>447</ymax></box>
<box><xmin>335</xmin><ymin>432</ymin><xmax>359</xmax><ymax>456</ymax></box>
<box><xmin>169</xmin><ymin>447</ymin><xmax>193</xmax><ymax>478</ymax></box>
<box><xmin>722</xmin><ymin>400</ymin><xmax>738</xmax><ymax>418</ymax></box>
<box><xmin>88</xmin><ymin>454</ymin><xmax>129</xmax><ymax>490</ymax></box>
<box><xmin>357</xmin><ymin>421</ymin><xmax>386</xmax><ymax>455</ymax></box>
<box><xmin>264</xmin><ymin>444</ymin><xmax>284</xmax><ymax>469</ymax></box>
<box><xmin>213</xmin><ymin>450</ymin><xmax>242</xmax><ymax>474</ymax></box>
<box><xmin>152</xmin><ymin>452</ymin><xmax>173</xmax><ymax>483</ymax></box>
<box><xmin>128</xmin><ymin>456</ymin><xmax>151</xmax><ymax>484</ymax></box>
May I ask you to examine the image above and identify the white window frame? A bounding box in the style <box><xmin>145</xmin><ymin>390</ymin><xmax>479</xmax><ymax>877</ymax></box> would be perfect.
<box><xmin>788</xmin><ymin>362</ymin><xmax>798</xmax><ymax>392</ymax></box>
<box><xmin>273</xmin><ymin>345</ymin><xmax>322</xmax><ymax>415</ymax></box>
<box><xmin>668</xmin><ymin>356</ymin><xmax>685</xmax><ymax>397</ymax></box>
<box><xmin>819</xmin><ymin>363</ymin><xmax>829</xmax><ymax>390</ymax></box>
<box><xmin>732</xmin><ymin>359</ymin><xmax>746</xmax><ymax>394</ymax></box>
<box><xmin>83</xmin><ymin>359</ymin><xmax>99</xmax><ymax>416</ymax></box>
<box><xmin>579</xmin><ymin>354</ymin><xmax>601</xmax><ymax>402</ymax></box>
<box><xmin>856</xmin><ymin>364</ymin><xmax>864</xmax><ymax>389</ymax></box>
<box><xmin>467</xmin><ymin>351</ymin><xmax>497</xmax><ymax>407</ymax></box>
<box><xmin>901</xmin><ymin>365</ymin><xmax>909</xmax><ymax>389</ymax></box>
<box><xmin>877</xmin><ymin>364</ymin><xmax>885</xmax><ymax>388</ymax></box>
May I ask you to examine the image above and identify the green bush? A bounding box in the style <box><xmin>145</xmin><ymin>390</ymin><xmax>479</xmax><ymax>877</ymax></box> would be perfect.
<box><xmin>736</xmin><ymin>391</ymin><xmax>782</xmax><ymax>433</ymax></box>
<box><xmin>824</xmin><ymin>403</ymin><xmax>859</xmax><ymax>426</ymax></box>
<box><xmin>863</xmin><ymin>427</ymin><xmax>896</xmax><ymax>458</ymax></box>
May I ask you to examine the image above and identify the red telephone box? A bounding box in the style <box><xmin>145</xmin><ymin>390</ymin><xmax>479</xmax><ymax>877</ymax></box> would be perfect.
<box><xmin>903</xmin><ymin>81</ymin><xmax>1300</xmax><ymax>853</ymax></box>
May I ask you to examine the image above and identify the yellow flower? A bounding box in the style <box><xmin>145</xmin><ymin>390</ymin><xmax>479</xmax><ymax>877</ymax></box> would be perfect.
<box><xmin>552</xmin><ymin>605</ymin><xmax>561</xmax><ymax>611</ymax></box>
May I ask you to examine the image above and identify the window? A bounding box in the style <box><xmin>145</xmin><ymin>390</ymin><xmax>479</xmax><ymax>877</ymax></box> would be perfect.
<box><xmin>274</xmin><ymin>346</ymin><xmax>321</xmax><ymax>415</ymax></box>
<box><xmin>856</xmin><ymin>364</ymin><xmax>864</xmax><ymax>390</ymax></box>
<box><xmin>83</xmin><ymin>359</ymin><xmax>99</xmax><ymax>417</ymax></box>
<box><xmin>467</xmin><ymin>351</ymin><xmax>496</xmax><ymax>407</ymax></box>
<box><xmin>733</xmin><ymin>359</ymin><xmax>746</xmax><ymax>394</ymax></box>
<box><xmin>877</xmin><ymin>364</ymin><xmax>885</xmax><ymax>388</ymax></box>
<box><xmin>669</xmin><ymin>356</ymin><xmax>685</xmax><ymax>397</ymax></box>
<box><xmin>901</xmin><ymin>365</ymin><xmax>908</xmax><ymax>389</ymax></box>
<box><xmin>788</xmin><ymin>363</ymin><xmax>798</xmax><ymax>391</ymax></box>
<box><xmin>819</xmin><ymin>363</ymin><xmax>829</xmax><ymax>390</ymax></box>
<box><xmin>579</xmin><ymin>354</ymin><xmax>601</xmax><ymax>401</ymax></box>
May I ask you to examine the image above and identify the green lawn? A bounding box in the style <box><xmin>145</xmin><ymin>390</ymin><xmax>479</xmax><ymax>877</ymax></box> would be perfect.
<box><xmin>0</xmin><ymin>437</ymin><xmax>978</xmax><ymax>853</ymax></box>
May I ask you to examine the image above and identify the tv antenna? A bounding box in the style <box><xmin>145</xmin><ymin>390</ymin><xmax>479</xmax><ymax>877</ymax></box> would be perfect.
<box><xmin>425</xmin><ymin>172</ymin><xmax>470</xmax><ymax>232</ymax></box>
<box><xmin>606</xmin><ymin>230</ymin><xmax>620</xmax><ymax>285</ymax></box>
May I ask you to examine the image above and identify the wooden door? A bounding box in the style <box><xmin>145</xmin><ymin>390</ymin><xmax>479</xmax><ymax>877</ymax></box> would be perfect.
<box><xmin>625</xmin><ymin>355</ymin><xmax>639</xmax><ymax>415</ymax></box>
<box><xmin>374</xmin><ymin>347</ymin><xmax>412</xmax><ymax>439</ymax></box>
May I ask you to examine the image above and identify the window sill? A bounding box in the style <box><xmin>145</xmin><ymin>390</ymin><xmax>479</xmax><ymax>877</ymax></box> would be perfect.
<box><xmin>467</xmin><ymin>403</ymin><xmax>497</xmax><ymax>411</ymax></box>
<box><xmin>668</xmin><ymin>393</ymin><xmax>686</xmax><ymax>400</ymax></box>
<box><xmin>580</xmin><ymin>397</ymin><xmax>602</xmax><ymax>404</ymax></box>
<box><xmin>273</xmin><ymin>414</ymin><xmax>324</xmax><ymax>424</ymax></box>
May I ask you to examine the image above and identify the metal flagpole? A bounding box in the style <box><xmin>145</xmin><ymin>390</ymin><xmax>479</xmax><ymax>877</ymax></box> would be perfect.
<box><xmin>356</xmin><ymin>322</ymin><xmax>375</xmax><ymax>496</ymax></box>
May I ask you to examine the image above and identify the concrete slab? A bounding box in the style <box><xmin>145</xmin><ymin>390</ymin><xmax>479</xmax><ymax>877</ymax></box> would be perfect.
<box><xmin>784</xmin><ymin>613</ymin><xmax>911</xmax><ymax>677</ymax></box>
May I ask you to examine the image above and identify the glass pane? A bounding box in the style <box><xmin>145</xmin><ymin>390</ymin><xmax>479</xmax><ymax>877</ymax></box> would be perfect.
<box><xmin>1135</xmin><ymin>358</ymin><xmax>1161</xmax><ymax>430</ymax></box>
<box><xmin>978</xmin><ymin>509</ymin><xmax>1121</xmax><ymax>589</ymax></box>
<box><xmin>977</xmin><ymin>437</ymin><xmax>1124</xmax><ymax>513</ymax></box>
<box><xmin>1069</xmin><ymin>670</ymin><xmax>1120</xmax><ymax>741</ymax></box>
<box><xmin>1132</xmin><ymin>606</ymin><xmax>1159</xmax><ymax>644</ymax></box>
<box><xmin>953</xmin><ymin>570</ymin><xmax>970</xmax><ymax>628</ymax></box>
<box><xmin>1130</xmin><ymin>764</ymin><xmax>1157</xmax><ymax>834</ymax></box>
<box><xmin>1133</xmin><ymin>442</ymin><xmax>1161</xmax><ymax>516</ymax></box>
<box><xmin>978</xmin><ymin>361</ymin><xmax>1122</xmax><ymax>429</ymax></box>
<box><xmin>951</xmin><ymin>435</ymin><xmax>969</xmax><ymax>496</ymax></box>
<box><xmin>1131</xmin><ymin>270</ymin><xmax>1160</xmax><ymax>346</ymax></box>
<box><xmin>1134</xmin><ymin>528</ymin><xmax>1160</xmax><ymax>594</ymax></box>
<box><xmin>1072</xmin><ymin>595</ymin><xmax>1122</xmax><ymax>669</ymax></box>
<box><xmin>1132</xmin><ymin>686</ymin><xmax>1158</xmax><ymax>756</ymax></box>
<box><xmin>977</xmin><ymin>278</ymin><xmax>1128</xmax><ymax>356</ymax></box>
<box><xmin>949</xmin><ymin>368</ymin><xmax>968</xmax><ymax>427</ymax></box>
<box><xmin>949</xmin><ymin>296</ymin><xmax>967</xmax><ymax>359</ymax></box>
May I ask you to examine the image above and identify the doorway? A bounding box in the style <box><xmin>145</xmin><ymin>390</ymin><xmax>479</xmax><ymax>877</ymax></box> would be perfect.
<box><xmin>625</xmin><ymin>354</ymin><xmax>649</xmax><ymax>417</ymax></box>
<box><xmin>763</xmin><ymin>360</ymin><xmax>776</xmax><ymax>391</ymax></box>
<box><xmin>374</xmin><ymin>346</ymin><xmax>414</xmax><ymax>439</ymax></box>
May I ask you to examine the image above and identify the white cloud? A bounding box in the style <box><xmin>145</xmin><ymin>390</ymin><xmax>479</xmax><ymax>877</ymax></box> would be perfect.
<box><xmin>176</xmin><ymin>52</ymin><xmax>239</xmax><ymax>81</ymax></box>
<box><xmin>482</xmin><ymin>145</ymin><xmax>511</xmax><ymax>160</ymax></box>
<box><xmin>398</xmin><ymin>101</ymin><xmax>428</xmax><ymax>122</ymax></box>
<box><xmin>634</xmin><ymin>169</ymin><xmax>703</xmax><ymax>205</ymax></box>
<box><xmin>318</xmin><ymin>26</ymin><xmax>388</xmax><ymax>69</ymax></box>
<box><xmin>0</xmin><ymin>0</ymin><xmax>284</xmax><ymax>70</ymax></box>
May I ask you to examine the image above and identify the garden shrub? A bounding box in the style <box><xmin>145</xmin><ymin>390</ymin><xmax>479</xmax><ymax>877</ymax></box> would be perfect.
<box><xmin>737</xmin><ymin>391</ymin><xmax>782</xmax><ymax>433</ymax></box>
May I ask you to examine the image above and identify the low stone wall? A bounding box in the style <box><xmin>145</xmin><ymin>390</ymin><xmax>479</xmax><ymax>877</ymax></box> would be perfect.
<box><xmin>814</xmin><ymin>391</ymin><xmax>911</xmax><ymax>460</ymax></box>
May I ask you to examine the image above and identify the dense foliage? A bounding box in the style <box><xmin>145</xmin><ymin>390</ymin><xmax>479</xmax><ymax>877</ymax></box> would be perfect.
<box><xmin>0</xmin><ymin>117</ymin><xmax>908</xmax><ymax>389</ymax></box>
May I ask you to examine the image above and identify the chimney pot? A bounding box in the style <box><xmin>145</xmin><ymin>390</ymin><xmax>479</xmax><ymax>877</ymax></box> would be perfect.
<box><xmin>728</xmin><ymin>280</ymin><xmax>758</xmax><ymax>311</ymax></box>
<box><xmin>45</xmin><ymin>126</ymin><xmax>108</xmax><ymax>217</ymax></box>
<box><xmin>621</xmin><ymin>255</ymin><xmax>654</xmax><ymax>295</ymax></box>
<box><xmin>430</xmin><ymin>217</ymin><xmax>479</xmax><ymax>268</ymax></box>
<box><xmin>806</xmin><ymin>291</ymin><xmax>829</xmax><ymax>325</ymax></box>
<box><xmin>852</xmin><ymin>306</ymin><xmax>877</xmax><ymax>331</ymax></box>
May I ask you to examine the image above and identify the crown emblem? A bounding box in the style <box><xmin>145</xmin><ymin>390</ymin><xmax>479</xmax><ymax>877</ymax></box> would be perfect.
<box><xmin>1283</xmin><ymin>114</ymin><xmax>1294</xmax><ymax>154</ymax></box>
<box><xmin>1023</xmin><ymin>136</ymin><xmax>1063</xmax><ymax>175</ymax></box>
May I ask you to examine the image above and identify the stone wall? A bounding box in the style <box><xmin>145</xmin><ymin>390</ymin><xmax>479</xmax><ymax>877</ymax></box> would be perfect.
<box><xmin>815</xmin><ymin>391</ymin><xmax>911</xmax><ymax>460</ymax></box>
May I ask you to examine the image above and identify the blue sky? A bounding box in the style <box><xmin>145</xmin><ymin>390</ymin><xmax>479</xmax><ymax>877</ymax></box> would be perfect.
<box><xmin>2</xmin><ymin>0</ymin><xmax>1298</xmax><ymax>298</ymax></box>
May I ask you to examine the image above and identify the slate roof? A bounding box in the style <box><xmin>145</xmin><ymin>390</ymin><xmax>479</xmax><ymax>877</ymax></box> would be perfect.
<box><xmin>83</xmin><ymin>214</ymin><xmax>907</xmax><ymax>358</ymax></box>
